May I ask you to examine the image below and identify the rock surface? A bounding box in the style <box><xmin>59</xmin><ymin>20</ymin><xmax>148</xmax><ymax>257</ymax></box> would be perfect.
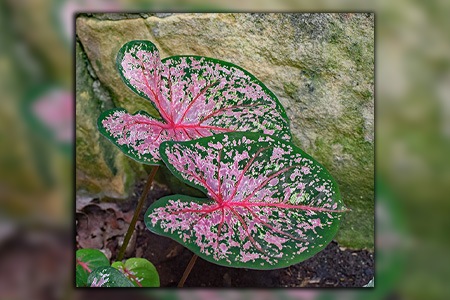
<box><xmin>76</xmin><ymin>41</ymin><xmax>144</xmax><ymax>199</ymax></box>
<box><xmin>76</xmin><ymin>13</ymin><xmax>374</xmax><ymax>249</ymax></box>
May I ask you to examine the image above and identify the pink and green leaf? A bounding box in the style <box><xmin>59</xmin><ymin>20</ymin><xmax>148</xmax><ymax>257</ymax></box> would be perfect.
<box><xmin>145</xmin><ymin>132</ymin><xmax>346</xmax><ymax>269</ymax></box>
<box><xmin>76</xmin><ymin>248</ymin><xmax>110</xmax><ymax>287</ymax></box>
<box><xmin>98</xmin><ymin>40</ymin><xmax>291</xmax><ymax>164</ymax></box>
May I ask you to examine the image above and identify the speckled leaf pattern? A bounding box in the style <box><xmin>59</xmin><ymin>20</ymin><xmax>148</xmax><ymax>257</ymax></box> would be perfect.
<box><xmin>98</xmin><ymin>40</ymin><xmax>291</xmax><ymax>164</ymax></box>
<box><xmin>145</xmin><ymin>132</ymin><xmax>346</xmax><ymax>269</ymax></box>
<box><xmin>87</xmin><ymin>266</ymin><xmax>134</xmax><ymax>287</ymax></box>
<box><xmin>76</xmin><ymin>248</ymin><xmax>110</xmax><ymax>287</ymax></box>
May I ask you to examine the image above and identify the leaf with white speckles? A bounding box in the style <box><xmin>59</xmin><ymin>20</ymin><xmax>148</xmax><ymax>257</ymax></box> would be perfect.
<box><xmin>87</xmin><ymin>266</ymin><xmax>134</xmax><ymax>287</ymax></box>
<box><xmin>98</xmin><ymin>40</ymin><xmax>291</xmax><ymax>164</ymax></box>
<box><xmin>145</xmin><ymin>132</ymin><xmax>347</xmax><ymax>269</ymax></box>
<box><xmin>112</xmin><ymin>258</ymin><xmax>160</xmax><ymax>287</ymax></box>
<box><xmin>76</xmin><ymin>248</ymin><xmax>109</xmax><ymax>287</ymax></box>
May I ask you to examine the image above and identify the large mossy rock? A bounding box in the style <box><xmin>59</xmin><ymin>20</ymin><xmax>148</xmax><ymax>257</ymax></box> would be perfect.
<box><xmin>76</xmin><ymin>41</ymin><xmax>144</xmax><ymax>199</ymax></box>
<box><xmin>76</xmin><ymin>13</ymin><xmax>374</xmax><ymax>249</ymax></box>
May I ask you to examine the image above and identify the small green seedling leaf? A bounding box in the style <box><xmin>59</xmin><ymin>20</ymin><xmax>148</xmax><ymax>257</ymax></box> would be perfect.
<box><xmin>87</xmin><ymin>266</ymin><xmax>134</xmax><ymax>287</ymax></box>
<box><xmin>145</xmin><ymin>132</ymin><xmax>347</xmax><ymax>269</ymax></box>
<box><xmin>112</xmin><ymin>258</ymin><xmax>160</xmax><ymax>287</ymax></box>
<box><xmin>76</xmin><ymin>248</ymin><xmax>110</xmax><ymax>287</ymax></box>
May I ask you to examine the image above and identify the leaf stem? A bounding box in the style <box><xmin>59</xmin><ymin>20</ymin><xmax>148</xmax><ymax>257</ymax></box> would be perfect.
<box><xmin>117</xmin><ymin>165</ymin><xmax>159</xmax><ymax>261</ymax></box>
<box><xmin>177</xmin><ymin>253</ymin><xmax>198</xmax><ymax>288</ymax></box>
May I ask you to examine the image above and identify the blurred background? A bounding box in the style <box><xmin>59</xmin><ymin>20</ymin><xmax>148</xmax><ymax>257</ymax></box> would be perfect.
<box><xmin>0</xmin><ymin>0</ymin><xmax>449</xmax><ymax>299</ymax></box>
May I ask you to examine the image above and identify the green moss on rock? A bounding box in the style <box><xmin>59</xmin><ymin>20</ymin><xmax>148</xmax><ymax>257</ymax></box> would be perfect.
<box><xmin>76</xmin><ymin>41</ymin><xmax>144</xmax><ymax>199</ymax></box>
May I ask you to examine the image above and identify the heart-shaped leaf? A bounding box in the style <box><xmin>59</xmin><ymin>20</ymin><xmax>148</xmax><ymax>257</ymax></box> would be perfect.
<box><xmin>76</xmin><ymin>248</ymin><xmax>110</xmax><ymax>287</ymax></box>
<box><xmin>98</xmin><ymin>40</ymin><xmax>291</xmax><ymax>164</ymax></box>
<box><xmin>112</xmin><ymin>258</ymin><xmax>160</xmax><ymax>287</ymax></box>
<box><xmin>145</xmin><ymin>132</ymin><xmax>346</xmax><ymax>269</ymax></box>
<box><xmin>87</xmin><ymin>266</ymin><xmax>134</xmax><ymax>287</ymax></box>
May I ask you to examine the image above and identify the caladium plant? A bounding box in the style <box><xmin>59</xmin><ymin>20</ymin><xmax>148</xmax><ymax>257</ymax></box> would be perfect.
<box><xmin>94</xmin><ymin>39</ymin><xmax>347</xmax><ymax>282</ymax></box>
<box><xmin>98</xmin><ymin>40</ymin><xmax>291</xmax><ymax>165</ymax></box>
<box><xmin>145</xmin><ymin>132</ymin><xmax>346</xmax><ymax>269</ymax></box>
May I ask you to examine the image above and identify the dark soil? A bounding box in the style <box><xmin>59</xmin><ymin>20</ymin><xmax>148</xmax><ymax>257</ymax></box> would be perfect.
<box><xmin>76</xmin><ymin>180</ymin><xmax>374</xmax><ymax>288</ymax></box>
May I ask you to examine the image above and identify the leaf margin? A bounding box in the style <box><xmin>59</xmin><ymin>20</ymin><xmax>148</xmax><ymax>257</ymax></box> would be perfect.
<box><xmin>97</xmin><ymin>107</ymin><xmax>163</xmax><ymax>166</ymax></box>
<box><xmin>116</xmin><ymin>40</ymin><xmax>162</xmax><ymax>107</ymax></box>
